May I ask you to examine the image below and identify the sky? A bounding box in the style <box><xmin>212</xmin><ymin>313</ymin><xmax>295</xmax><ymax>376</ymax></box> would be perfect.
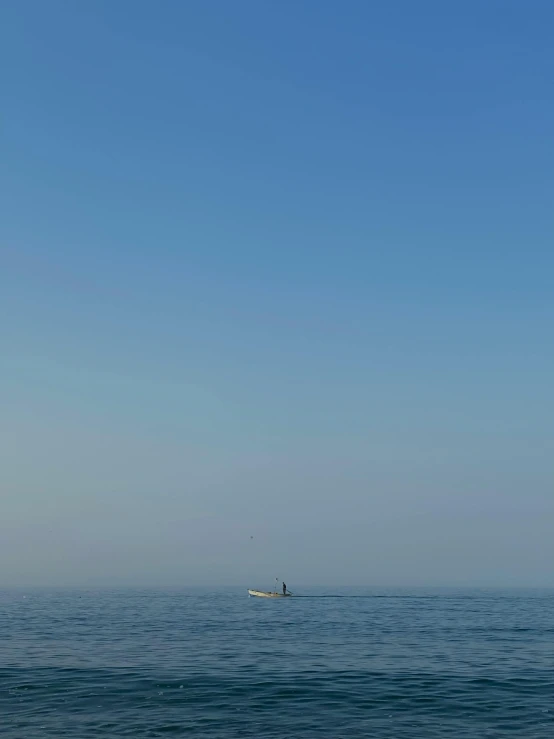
<box><xmin>1</xmin><ymin>0</ymin><xmax>553</xmax><ymax>588</ymax></box>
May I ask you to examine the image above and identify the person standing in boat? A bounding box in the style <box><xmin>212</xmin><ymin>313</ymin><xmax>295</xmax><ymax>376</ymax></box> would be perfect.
<box><xmin>282</xmin><ymin>582</ymin><xmax>287</xmax><ymax>596</ymax></box>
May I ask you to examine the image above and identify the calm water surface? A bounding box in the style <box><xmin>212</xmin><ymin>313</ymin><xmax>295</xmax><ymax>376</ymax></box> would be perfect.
<box><xmin>1</xmin><ymin>588</ymin><xmax>553</xmax><ymax>737</ymax></box>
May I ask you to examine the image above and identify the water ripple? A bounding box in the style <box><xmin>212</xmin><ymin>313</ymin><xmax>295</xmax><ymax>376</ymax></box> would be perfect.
<box><xmin>1</xmin><ymin>588</ymin><xmax>553</xmax><ymax>736</ymax></box>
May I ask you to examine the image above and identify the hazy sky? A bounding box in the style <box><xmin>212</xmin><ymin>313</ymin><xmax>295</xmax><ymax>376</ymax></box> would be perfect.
<box><xmin>2</xmin><ymin>1</ymin><xmax>553</xmax><ymax>588</ymax></box>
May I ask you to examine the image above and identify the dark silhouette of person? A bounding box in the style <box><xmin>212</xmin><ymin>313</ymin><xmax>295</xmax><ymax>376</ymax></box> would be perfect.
<box><xmin>282</xmin><ymin>582</ymin><xmax>287</xmax><ymax>595</ymax></box>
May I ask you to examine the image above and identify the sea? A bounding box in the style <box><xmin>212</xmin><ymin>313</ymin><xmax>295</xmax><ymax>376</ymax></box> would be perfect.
<box><xmin>1</xmin><ymin>587</ymin><xmax>553</xmax><ymax>737</ymax></box>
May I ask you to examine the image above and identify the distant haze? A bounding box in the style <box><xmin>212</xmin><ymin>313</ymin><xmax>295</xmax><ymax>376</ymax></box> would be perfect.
<box><xmin>1</xmin><ymin>1</ymin><xmax>553</xmax><ymax>588</ymax></box>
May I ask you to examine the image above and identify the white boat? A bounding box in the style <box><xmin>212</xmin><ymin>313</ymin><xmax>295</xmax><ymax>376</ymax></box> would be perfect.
<box><xmin>248</xmin><ymin>589</ymin><xmax>292</xmax><ymax>598</ymax></box>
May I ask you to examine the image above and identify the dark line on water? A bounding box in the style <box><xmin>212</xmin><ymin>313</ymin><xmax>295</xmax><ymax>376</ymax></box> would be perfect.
<box><xmin>293</xmin><ymin>595</ymin><xmax>438</xmax><ymax>599</ymax></box>
<box><xmin>289</xmin><ymin>594</ymin><xmax>540</xmax><ymax>600</ymax></box>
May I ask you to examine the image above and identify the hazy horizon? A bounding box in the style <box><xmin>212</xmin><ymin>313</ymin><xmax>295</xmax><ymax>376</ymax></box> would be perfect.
<box><xmin>3</xmin><ymin>586</ymin><xmax>554</xmax><ymax>593</ymax></box>
<box><xmin>2</xmin><ymin>1</ymin><xmax>553</xmax><ymax>589</ymax></box>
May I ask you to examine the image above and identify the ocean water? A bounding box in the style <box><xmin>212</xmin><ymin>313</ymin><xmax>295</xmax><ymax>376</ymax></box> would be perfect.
<box><xmin>1</xmin><ymin>588</ymin><xmax>553</xmax><ymax>737</ymax></box>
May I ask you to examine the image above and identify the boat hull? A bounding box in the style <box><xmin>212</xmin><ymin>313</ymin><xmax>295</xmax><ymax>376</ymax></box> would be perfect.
<box><xmin>248</xmin><ymin>590</ymin><xmax>292</xmax><ymax>598</ymax></box>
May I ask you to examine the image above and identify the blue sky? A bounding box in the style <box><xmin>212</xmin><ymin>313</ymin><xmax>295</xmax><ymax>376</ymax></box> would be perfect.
<box><xmin>1</xmin><ymin>0</ymin><xmax>553</xmax><ymax>587</ymax></box>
